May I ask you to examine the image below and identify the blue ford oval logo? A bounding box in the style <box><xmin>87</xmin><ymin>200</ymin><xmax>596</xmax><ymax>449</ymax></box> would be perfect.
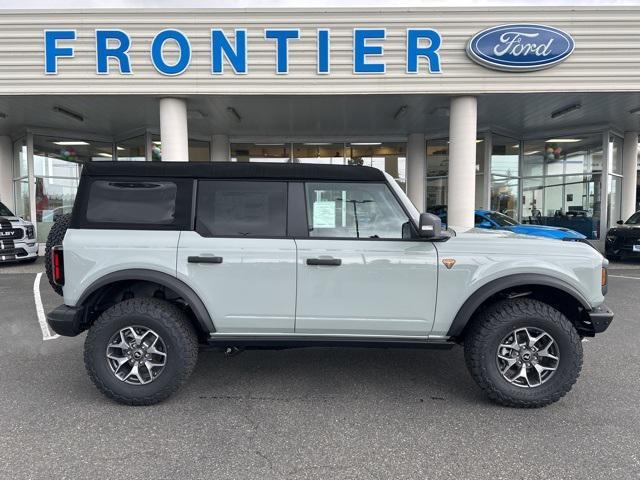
<box><xmin>466</xmin><ymin>24</ymin><xmax>574</xmax><ymax>72</ymax></box>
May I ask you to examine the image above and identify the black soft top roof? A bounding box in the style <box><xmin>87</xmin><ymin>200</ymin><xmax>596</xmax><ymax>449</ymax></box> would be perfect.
<box><xmin>82</xmin><ymin>161</ymin><xmax>386</xmax><ymax>182</ymax></box>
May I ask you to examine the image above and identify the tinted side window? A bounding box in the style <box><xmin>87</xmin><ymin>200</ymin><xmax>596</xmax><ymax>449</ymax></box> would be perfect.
<box><xmin>305</xmin><ymin>182</ymin><xmax>409</xmax><ymax>239</ymax></box>
<box><xmin>86</xmin><ymin>180</ymin><xmax>178</xmax><ymax>225</ymax></box>
<box><xmin>196</xmin><ymin>181</ymin><xmax>287</xmax><ymax>237</ymax></box>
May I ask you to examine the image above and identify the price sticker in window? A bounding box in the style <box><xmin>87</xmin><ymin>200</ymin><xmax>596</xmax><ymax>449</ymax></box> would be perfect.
<box><xmin>313</xmin><ymin>201</ymin><xmax>336</xmax><ymax>228</ymax></box>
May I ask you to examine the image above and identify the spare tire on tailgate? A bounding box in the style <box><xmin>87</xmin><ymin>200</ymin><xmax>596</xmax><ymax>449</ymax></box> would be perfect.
<box><xmin>45</xmin><ymin>213</ymin><xmax>72</xmax><ymax>296</ymax></box>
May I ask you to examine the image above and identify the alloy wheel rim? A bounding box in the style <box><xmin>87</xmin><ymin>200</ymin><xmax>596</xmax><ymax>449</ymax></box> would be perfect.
<box><xmin>496</xmin><ymin>327</ymin><xmax>560</xmax><ymax>388</ymax></box>
<box><xmin>106</xmin><ymin>326</ymin><xmax>167</xmax><ymax>385</ymax></box>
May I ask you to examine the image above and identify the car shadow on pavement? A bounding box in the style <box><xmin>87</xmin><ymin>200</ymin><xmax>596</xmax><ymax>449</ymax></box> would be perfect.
<box><xmin>185</xmin><ymin>345</ymin><xmax>483</xmax><ymax>406</ymax></box>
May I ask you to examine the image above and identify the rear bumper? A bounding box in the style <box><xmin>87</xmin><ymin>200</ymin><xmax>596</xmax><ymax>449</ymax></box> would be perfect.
<box><xmin>587</xmin><ymin>304</ymin><xmax>614</xmax><ymax>334</ymax></box>
<box><xmin>46</xmin><ymin>304</ymin><xmax>86</xmax><ymax>337</ymax></box>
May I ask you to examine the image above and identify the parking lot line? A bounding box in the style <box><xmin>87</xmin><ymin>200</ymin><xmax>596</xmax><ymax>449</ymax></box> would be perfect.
<box><xmin>609</xmin><ymin>274</ymin><xmax>640</xmax><ymax>280</ymax></box>
<box><xmin>33</xmin><ymin>272</ymin><xmax>59</xmax><ymax>341</ymax></box>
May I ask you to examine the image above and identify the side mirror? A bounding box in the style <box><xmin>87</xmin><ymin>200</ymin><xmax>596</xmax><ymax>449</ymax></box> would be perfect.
<box><xmin>418</xmin><ymin>212</ymin><xmax>442</xmax><ymax>238</ymax></box>
<box><xmin>477</xmin><ymin>220</ymin><xmax>494</xmax><ymax>229</ymax></box>
<box><xmin>617</xmin><ymin>220</ymin><xmax>624</xmax><ymax>225</ymax></box>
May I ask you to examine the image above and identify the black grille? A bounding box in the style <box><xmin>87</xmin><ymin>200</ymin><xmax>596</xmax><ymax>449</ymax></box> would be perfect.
<box><xmin>0</xmin><ymin>228</ymin><xmax>24</xmax><ymax>240</ymax></box>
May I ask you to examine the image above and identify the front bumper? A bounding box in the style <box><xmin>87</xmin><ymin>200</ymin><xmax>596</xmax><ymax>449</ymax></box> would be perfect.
<box><xmin>586</xmin><ymin>304</ymin><xmax>614</xmax><ymax>334</ymax></box>
<box><xmin>47</xmin><ymin>304</ymin><xmax>87</xmax><ymax>337</ymax></box>
<box><xmin>0</xmin><ymin>241</ymin><xmax>38</xmax><ymax>262</ymax></box>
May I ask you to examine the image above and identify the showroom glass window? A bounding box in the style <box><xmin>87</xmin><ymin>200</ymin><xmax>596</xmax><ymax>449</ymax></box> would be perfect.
<box><xmin>12</xmin><ymin>137</ymin><xmax>29</xmax><ymax>220</ymax></box>
<box><xmin>149</xmin><ymin>134</ymin><xmax>211</xmax><ymax>162</ymax></box>
<box><xmin>608</xmin><ymin>135</ymin><xmax>623</xmax><ymax>225</ymax></box>
<box><xmin>230</xmin><ymin>143</ymin><xmax>291</xmax><ymax>162</ymax></box>
<box><xmin>490</xmin><ymin>135</ymin><xmax>520</xmax><ymax>220</ymax></box>
<box><xmin>117</xmin><ymin>135</ymin><xmax>146</xmax><ymax>161</ymax></box>
<box><xmin>426</xmin><ymin>137</ymin><xmax>485</xmax><ymax>211</ymax></box>
<box><xmin>305</xmin><ymin>182</ymin><xmax>409</xmax><ymax>239</ymax></box>
<box><xmin>293</xmin><ymin>143</ymin><xmax>345</xmax><ymax>165</ymax></box>
<box><xmin>33</xmin><ymin>136</ymin><xmax>113</xmax><ymax>242</ymax></box>
<box><xmin>346</xmin><ymin>143</ymin><xmax>407</xmax><ymax>191</ymax></box>
<box><xmin>521</xmin><ymin>134</ymin><xmax>602</xmax><ymax>239</ymax></box>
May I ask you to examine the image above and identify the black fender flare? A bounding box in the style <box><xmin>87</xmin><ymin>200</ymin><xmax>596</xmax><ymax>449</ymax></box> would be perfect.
<box><xmin>77</xmin><ymin>269</ymin><xmax>215</xmax><ymax>333</ymax></box>
<box><xmin>446</xmin><ymin>273</ymin><xmax>591</xmax><ymax>338</ymax></box>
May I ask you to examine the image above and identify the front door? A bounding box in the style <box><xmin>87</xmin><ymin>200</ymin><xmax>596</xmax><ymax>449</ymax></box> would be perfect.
<box><xmin>177</xmin><ymin>180</ymin><xmax>296</xmax><ymax>334</ymax></box>
<box><xmin>295</xmin><ymin>181</ymin><xmax>438</xmax><ymax>337</ymax></box>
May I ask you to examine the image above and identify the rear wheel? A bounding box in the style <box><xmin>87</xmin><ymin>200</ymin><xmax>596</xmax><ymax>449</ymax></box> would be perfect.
<box><xmin>84</xmin><ymin>298</ymin><xmax>198</xmax><ymax>405</ymax></box>
<box><xmin>464</xmin><ymin>298</ymin><xmax>583</xmax><ymax>408</ymax></box>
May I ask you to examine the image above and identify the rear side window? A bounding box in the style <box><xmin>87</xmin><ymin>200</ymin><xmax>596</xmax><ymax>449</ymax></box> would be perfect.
<box><xmin>196</xmin><ymin>180</ymin><xmax>287</xmax><ymax>237</ymax></box>
<box><xmin>77</xmin><ymin>177</ymin><xmax>193</xmax><ymax>229</ymax></box>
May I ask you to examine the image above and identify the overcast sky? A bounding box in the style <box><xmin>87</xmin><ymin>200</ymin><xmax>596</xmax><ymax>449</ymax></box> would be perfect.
<box><xmin>1</xmin><ymin>0</ymin><xmax>640</xmax><ymax>8</ymax></box>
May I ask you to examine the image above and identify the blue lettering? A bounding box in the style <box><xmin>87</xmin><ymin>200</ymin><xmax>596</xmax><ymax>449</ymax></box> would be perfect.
<box><xmin>264</xmin><ymin>29</ymin><xmax>300</xmax><ymax>74</ymax></box>
<box><xmin>96</xmin><ymin>29</ymin><xmax>132</xmax><ymax>74</ymax></box>
<box><xmin>211</xmin><ymin>29</ymin><xmax>247</xmax><ymax>74</ymax></box>
<box><xmin>44</xmin><ymin>30</ymin><xmax>76</xmax><ymax>74</ymax></box>
<box><xmin>406</xmin><ymin>29</ymin><xmax>442</xmax><ymax>73</ymax></box>
<box><xmin>151</xmin><ymin>29</ymin><xmax>191</xmax><ymax>76</ymax></box>
<box><xmin>317</xmin><ymin>29</ymin><xmax>330</xmax><ymax>74</ymax></box>
<box><xmin>353</xmin><ymin>29</ymin><xmax>386</xmax><ymax>74</ymax></box>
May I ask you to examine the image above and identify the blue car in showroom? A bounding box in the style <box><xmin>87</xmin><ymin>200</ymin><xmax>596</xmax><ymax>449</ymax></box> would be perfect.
<box><xmin>429</xmin><ymin>206</ymin><xmax>586</xmax><ymax>240</ymax></box>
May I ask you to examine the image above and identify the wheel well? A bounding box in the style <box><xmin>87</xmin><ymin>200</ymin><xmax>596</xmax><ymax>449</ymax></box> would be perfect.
<box><xmin>456</xmin><ymin>284</ymin><xmax>593</xmax><ymax>341</ymax></box>
<box><xmin>80</xmin><ymin>279</ymin><xmax>210</xmax><ymax>342</ymax></box>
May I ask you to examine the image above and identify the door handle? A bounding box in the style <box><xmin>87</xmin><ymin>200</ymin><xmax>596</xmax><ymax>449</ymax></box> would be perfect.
<box><xmin>188</xmin><ymin>256</ymin><xmax>223</xmax><ymax>264</ymax></box>
<box><xmin>306</xmin><ymin>257</ymin><xmax>342</xmax><ymax>266</ymax></box>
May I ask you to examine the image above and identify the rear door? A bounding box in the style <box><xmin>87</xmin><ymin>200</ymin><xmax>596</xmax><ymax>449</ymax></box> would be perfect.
<box><xmin>177</xmin><ymin>180</ymin><xmax>297</xmax><ymax>334</ymax></box>
<box><xmin>294</xmin><ymin>181</ymin><xmax>438</xmax><ymax>337</ymax></box>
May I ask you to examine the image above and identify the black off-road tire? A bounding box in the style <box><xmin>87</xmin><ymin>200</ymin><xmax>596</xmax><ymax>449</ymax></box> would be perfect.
<box><xmin>44</xmin><ymin>213</ymin><xmax>72</xmax><ymax>295</ymax></box>
<box><xmin>464</xmin><ymin>298</ymin><xmax>583</xmax><ymax>408</ymax></box>
<box><xmin>84</xmin><ymin>298</ymin><xmax>199</xmax><ymax>406</ymax></box>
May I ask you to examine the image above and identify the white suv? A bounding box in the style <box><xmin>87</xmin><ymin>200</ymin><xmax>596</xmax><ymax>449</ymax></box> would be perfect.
<box><xmin>0</xmin><ymin>201</ymin><xmax>38</xmax><ymax>263</ymax></box>
<box><xmin>45</xmin><ymin>162</ymin><xmax>613</xmax><ymax>407</ymax></box>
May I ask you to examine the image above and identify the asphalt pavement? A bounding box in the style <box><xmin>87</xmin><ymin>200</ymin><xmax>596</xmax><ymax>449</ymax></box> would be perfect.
<box><xmin>0</xmin><ymin>258</ymin><xmax>639</xmax><ymax>480</ymax></box>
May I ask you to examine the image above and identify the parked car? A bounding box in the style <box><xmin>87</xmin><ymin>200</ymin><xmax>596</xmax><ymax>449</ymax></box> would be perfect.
<box><xmin>46</xmin><ymin>162</ymin><xmax>612</xmax><ymax>408</ymax></box>
<box><xmin>429</xmin><ymin>206</ymin><xmax>586</xmax><ymax>240</ymax></box>
<box><xmin>0</xmin><ymin>201</ymin><xmax>38</xmax><ymax>263</ymax></box>
<box><xmin>605</xmin><ymin>210</ymin><xmax>640</xmax><ymax>260</ymax></box>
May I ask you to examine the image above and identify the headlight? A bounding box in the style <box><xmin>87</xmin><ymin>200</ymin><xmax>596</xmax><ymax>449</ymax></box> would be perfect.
<box><xmin>25</xmin><ymin>225</ymin><xmax>35</xmax><ymax>239</ymax></box>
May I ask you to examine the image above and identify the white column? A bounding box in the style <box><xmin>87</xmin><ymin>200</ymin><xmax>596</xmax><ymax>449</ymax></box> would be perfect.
<box><xmin>448</xmin><ymin>96</ymin><xmax>477</xmax><ymax>229</ymax></box>
<box><xmin>159</xmin><ymin>98</ymin><xmax>189</xmax><ymax>162</ymax></box>
<box><xmin>0</xmin><ymin>136</ymin><xmax>12</xmax><ymax>210</ymax></box>
<box><xmin>407</xmin><ymin>133</ymin><xmax>426</xmax><ymax>211</ymax></box>
<box><xmin>210</xmin><ymin>134</ymin><xmax>230</xmax><ymax>162</ymax></box>
<box><xmin>622</xmin><ymin>131</ymin><xmax>638</xmax><ymax>221</ymax></box>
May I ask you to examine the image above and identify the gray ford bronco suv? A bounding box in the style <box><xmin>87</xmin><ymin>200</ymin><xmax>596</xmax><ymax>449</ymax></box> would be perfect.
<box><xmin>46</xmin><ymin>162</ymin><xmax>613</xmax><ymax>407</ymax></box>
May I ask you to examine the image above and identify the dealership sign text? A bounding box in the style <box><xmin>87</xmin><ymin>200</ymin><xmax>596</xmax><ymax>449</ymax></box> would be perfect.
<box><xmin>43</xmin><ymin>28</ymin><xmax>443</xmax><ymax>76</ymax></box>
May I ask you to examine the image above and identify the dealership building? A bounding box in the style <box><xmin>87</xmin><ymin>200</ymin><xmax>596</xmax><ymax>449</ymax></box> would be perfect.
<box><xmin>0</xmin><ymin>4</ymin><xmax>639</xmax><ymax>247</ymax></box>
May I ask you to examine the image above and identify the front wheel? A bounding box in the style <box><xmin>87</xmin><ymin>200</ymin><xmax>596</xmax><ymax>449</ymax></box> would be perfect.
<box><xmin>84</xmin><ymin>298</ymin><xmax>198</xmax><ymax>405</ymax></box>
<box><xmin>464</xmin><ymin>298</ymin><xmax>583</xmax><ymax>408</ymax></box>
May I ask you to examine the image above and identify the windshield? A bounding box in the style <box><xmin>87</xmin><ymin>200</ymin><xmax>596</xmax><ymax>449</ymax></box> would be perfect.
<box><xmin>626</xmin><ymin>212</ymin><xmax>640</xmax><ymax>225</ymax></box>
<box><xmin>487</xmin><ymin>211</ymin><xmax>519</xmax><ymax>227</ymax></box>
<box><xmin>0</xmin><ymin>202</ymin><xmax>14</xmax><ymax>217</ymax></box>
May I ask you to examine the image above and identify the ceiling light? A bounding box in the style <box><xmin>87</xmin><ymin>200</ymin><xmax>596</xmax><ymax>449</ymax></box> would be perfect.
<box><xmin>550</xmin><ymin>103</ymin><xmax>581</xmax><ymax>119</ymax></box>
<box><xmin>97</xmin><ymin>152</ymin><xmax>112</xmax><ymax>158</ymax></box>
<box><xmin>351</xmin><ymin>142</ymin><xmax>381</xmax><ymax>146</ymax></box>
<box><xmin>116</xmin><ymin>146</ymin><xmax>125</xmax><ymax>151</ymax></box>
<box><xmin>255</xmin><ymin>143</ymin><xmax>284</xmax><ymax>146</ymax></box>
<box><xmin>52</xmin><ymin>105</ymin><xmax>84</xmax><ymax>122</ymax></box>
<box><xmin>153</xmin><ymin>141</ymin><xmax>162</xmax><ymax>145</ymax></box>
<box><xmin>303</xmin><ymin>142</ymin><xmax>332</xmax><ymax>146</ymax></box>
<box><xmin>227</xmin><ymin>107</ymin><xmax>242</xmax><ymax>123</ymax></box>
<box><xmin>53</xmin><ymin>141</ymin><xmax>89</xmax><ymax>146</ymax></box>
<box><xmin>525</xmin><ymin>150</ymin><xmax>541</xmax><ymax>155</ymax></box>
<box><xmin>476</xmin><ymin>139</ymin><xmax>484</xmax><ymax>143</ymax></box>
<box><xmin>393</xmin><ymin>105</ymin><xmax>408</xmax><ymax>120</ymax></box>
<box><xmin>512</xmin><ymin>144</ymin><xmax>520</xmax><ymax>148</ymax></box>
<box><xmin>546</xmin><ymin>138</ymin><xmax>581</xmax><ymax>143</ymax></box>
